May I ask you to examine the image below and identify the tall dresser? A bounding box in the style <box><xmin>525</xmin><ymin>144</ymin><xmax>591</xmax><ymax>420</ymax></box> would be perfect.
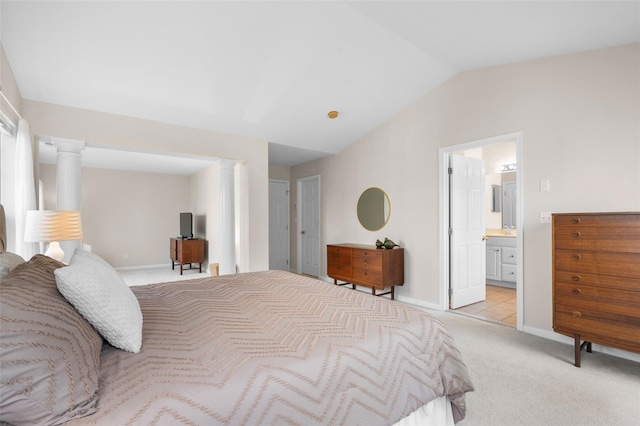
<box><xmin>327</xmin><ymin>244</ymin><xmax>404</xmax><ymax>300</ymax></box>
<box><xmin>552</xmin><ymin>212</ymin><xmax>640</xmax><ymax>367</ymax></box>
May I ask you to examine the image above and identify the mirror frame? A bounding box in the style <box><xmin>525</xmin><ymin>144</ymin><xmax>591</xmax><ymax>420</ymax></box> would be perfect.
<box><xmin>357</xmin><ymin>187</ymin><xmax>391</xmax><ymax>231</ymax></box>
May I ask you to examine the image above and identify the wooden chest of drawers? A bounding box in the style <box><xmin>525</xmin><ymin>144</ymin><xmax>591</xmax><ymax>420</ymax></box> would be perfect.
<box><xmin>552</xmin><ymin>212</ymin><xmax>640</xmax><ymax>367</ymax></box>
<box><xmin>327</xmin><ymin>244</ymin><xmax>404</xmax><ymax>300</ymax></box>
<box><xmin>170</xmin><ymin>238</ymin><xmax>205</xmax><ymax>275</ymax></box>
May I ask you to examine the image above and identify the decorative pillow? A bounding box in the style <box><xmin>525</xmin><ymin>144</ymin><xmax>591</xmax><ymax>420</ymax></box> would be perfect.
<box><xmin>0</xmin><ymin>252</ymin><xmax>25</xmax><ymax>279</ymax></box>
<box><xmin>55</xmin><ymin>249</ymin><xmax>143</xmax><ymax>353</ymax></box>
<box><xmin>0</xmin><ymin>255</ymin><xmax>102</xmax><ymax>424</ymax></box>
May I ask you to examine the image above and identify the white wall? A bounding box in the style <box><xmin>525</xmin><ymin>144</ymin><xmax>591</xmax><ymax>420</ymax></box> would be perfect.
<box><xmin>0</xmin><ymin>44</ymin><xmax>25</xmax><ymax>253</ymax></box>
<box><xmin>269</xmin><ymin>164</ymin><xmax>291</xmax><ymax>181</ymax></box>
<box><xmin>190</xmin><ymin>162</ymin><xmax>220</xmax><ymax>271</ymax></box>
<box><xmin>40</xmin><ymin>163</ymin><xmax>191</xmax><ymax>267</ymax></box>
<box><xmin>291</xmin><ymin>44</ymin><xmax>640</xmax><ymax>333</ymax></box>
<box><xmin>23</xmin><ymin>100</ymin><xmax>270</xmax><ymax>272</ymax></box>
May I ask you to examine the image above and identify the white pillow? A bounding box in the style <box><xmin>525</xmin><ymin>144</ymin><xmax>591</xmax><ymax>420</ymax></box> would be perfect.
<box><xmin>54</xmin><ymin>250</ymin><xmax>143</xmax><ymax>353</ymax></box>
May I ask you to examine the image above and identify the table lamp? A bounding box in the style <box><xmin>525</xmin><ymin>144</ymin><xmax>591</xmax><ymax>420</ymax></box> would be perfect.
<box><xmin>24</xmin><ymin>210</ymin><xmax>83</xmax><ymax>261</ymax></box>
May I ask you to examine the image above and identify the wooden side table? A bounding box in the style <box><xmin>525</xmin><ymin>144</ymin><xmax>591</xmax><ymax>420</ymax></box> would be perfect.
<box><xmin>170</xmin><ymin>238</ymin><xmax>205</xmax><ymax>275</ymax></box>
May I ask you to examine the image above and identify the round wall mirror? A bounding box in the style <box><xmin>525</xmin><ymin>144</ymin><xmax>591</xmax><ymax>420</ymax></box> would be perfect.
<box><xmin>357</xmin><ymin>187</ymin><xmax>390</xmax><ymax>231</ymax></box>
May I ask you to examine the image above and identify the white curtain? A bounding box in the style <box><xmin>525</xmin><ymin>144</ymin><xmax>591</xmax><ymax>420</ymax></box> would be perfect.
<box><xmin>14</xmin><ymin>118</ymin><xmax>38</xmax><ymax>259</ymax></box>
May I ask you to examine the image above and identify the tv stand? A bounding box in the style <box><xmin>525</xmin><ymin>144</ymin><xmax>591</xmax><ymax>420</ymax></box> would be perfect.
<box><xmin>170</xmin><ymin>238</ymin><xmax>205</xmax><ymax>275</ymax></box>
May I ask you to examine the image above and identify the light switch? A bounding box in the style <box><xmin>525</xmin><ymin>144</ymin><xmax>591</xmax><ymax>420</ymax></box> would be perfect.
<box><xmin>540</xmin><ymin>212</ymin><xmax>552</xmax><ymax>224</ymax></box>
<box><xmin>540</xmin><ymin>179</ymin><xmax>550</xmax><ymax>192</ymax></box>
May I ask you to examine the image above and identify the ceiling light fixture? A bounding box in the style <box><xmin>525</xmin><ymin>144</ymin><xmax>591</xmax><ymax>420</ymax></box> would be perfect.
<box><xmin>327</xmin><ymin>111</ymin><xmax>338</xmax><ymax>119</ymax></box>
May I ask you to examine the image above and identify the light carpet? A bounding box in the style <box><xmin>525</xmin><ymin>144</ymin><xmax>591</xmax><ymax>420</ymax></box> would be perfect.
<box><xmin>429</xmin><ymin>311</ymin><xmax>640</xmax><ymax>426</ymax></box>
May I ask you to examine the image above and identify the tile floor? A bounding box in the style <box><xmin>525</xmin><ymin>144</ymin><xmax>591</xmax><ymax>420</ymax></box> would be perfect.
<box><xmin>453</xmin><ymin>284</ymin><xmax>516</xmax><ymax>327</ymax></box>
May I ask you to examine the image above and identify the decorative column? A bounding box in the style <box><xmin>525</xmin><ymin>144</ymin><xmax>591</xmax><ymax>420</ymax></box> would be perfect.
<box><xmin>53</xmin><ymin>138</ymin><xmax>85</xmax><ymax>262</ymax></box>
<box><xmin>219</xmin><ymin>159</ymin><xmax>236</xmax><ymax>275</ymax></box>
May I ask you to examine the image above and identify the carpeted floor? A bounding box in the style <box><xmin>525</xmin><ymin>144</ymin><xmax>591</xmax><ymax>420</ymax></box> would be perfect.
<box><xmin>429</xmin><ymin>310</ymin><xmax>640</xmax><ymax>426</ymax></box>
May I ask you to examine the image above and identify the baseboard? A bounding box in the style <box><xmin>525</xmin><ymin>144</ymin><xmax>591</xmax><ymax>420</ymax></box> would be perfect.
<box><xmin>317</xmin><ymin>275</ymin><xmax>443</xmax><ymax>310</ymax></box>
<box><xmin>317</xmin><ymin>274</ymin><xmax>331</xmax><ymax>283</ymax></box>
<box><xmin>115</xmin><ymin>263</ymin><xmax>172</xmax><ymax>271</ymax></box>
<box><xmin>395</xmin><ymin>295</ymin><xmax>444</xmax><ymax>311</ymax></box>
<box><xmin>523</xmin><ymin>325</ymin><xmax>640</xmax><ymax>364</ymax></box>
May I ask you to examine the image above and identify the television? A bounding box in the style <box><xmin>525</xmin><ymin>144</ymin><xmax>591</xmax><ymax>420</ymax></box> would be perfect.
<box><xmin>180</xmin><ymin>212</ymin><xmax>193</xmax><ymax>239</ymax></box>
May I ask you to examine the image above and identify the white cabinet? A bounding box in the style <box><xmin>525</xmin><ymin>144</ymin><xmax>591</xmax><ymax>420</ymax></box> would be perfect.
<box><xmin>500</xmin><ymin>247</ymin><xmax>517</xmax><ymax>282</ymax></box>
<box><xmin>486</xmin><ymin>246</ymin><xmax>501</xmax><ymax>281</ymax></box>
<box><xmin>486</xmin><ymin>236</ymin><xmax>517</xmax><ymax>287</ymax></box>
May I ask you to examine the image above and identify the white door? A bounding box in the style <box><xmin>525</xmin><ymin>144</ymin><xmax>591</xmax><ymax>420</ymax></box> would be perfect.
<box><xmin>450</xmin><ymin>154</ymin><xmax>486</xmax><ymax>309</ymax></box>
<box><xmin>298</xmin><ymin>175</ymin><xmax>320</xmax><ymax>277</ymax></box>
<box><xmin>269</xmin><ymin>180</ymin><xmax>289</xmax><ymax>271</ymax></box>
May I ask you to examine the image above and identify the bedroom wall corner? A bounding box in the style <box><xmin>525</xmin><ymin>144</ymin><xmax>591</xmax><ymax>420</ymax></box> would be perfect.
<box><xmin>22</xmin><ymin>100</ymin><xmax>270</xmax><ymax>272</ymax></box>
<box><xmin>39</xmin><ymin>163</ymin><xmax>191</xmax><ymax>267</ymax></box>
<box><xmin>291</xmin><ymin>43</ymin><xmax>640</xmax><ymax>334</ymax></box>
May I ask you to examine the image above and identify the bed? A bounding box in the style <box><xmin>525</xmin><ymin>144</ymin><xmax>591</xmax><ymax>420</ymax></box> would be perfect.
<box><xmin>1</xmin><ymin>252</ymin><xmax>474</xmax><ymax>425</ymax></box>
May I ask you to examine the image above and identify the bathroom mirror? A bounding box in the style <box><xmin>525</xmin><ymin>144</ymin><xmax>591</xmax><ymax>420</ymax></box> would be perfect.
<box><xmin>357</xmin><ymin>187</ymin><xmax>390</xmax><ymax>231</ymax></box>
<box><xmin>491</xmin><ymin>185</ymin><xmax>501</xmax><ymax>212</ymax></box>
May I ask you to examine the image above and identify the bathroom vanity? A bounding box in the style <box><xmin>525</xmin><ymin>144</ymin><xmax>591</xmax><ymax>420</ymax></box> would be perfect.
<box><xmin>486</xmin><ymin>233</ymin><xmax>517</xmax><ymax>288</ymax></box>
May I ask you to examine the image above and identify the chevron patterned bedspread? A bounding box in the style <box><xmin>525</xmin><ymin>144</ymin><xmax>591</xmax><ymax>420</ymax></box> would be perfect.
<box><xmin>70</xmin><ymin>270</ymin><xmax>474</xmax><ymax>425</ymax></box>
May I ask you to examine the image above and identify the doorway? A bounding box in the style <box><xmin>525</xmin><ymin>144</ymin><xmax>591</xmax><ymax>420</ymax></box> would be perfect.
<box><xmin>296</xmin><ymin>175</ymin><xmax>320</xmax><ymax>277</ymax></box>
<box><xmin>268</xmin><ymin>180</ymin><xmax>290</xmax><ymax>271</ymax></box>
<box><xmin>439</xmin><ymin>132</ymin><xmax>523</xmax><ymax>331</ymax></box>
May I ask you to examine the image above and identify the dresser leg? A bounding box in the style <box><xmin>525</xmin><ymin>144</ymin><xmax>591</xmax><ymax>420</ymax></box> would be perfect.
<box><xmin>574</xmin><ymin>335</ymin><xmax>593</xmax><ymax>367</ymax></box>
<box><xmin>391</xmin><ymin>286</ymin><xmax>395</xmax><ymax>300</ymax></box>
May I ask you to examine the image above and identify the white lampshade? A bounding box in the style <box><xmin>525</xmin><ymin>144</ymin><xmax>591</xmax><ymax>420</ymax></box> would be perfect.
<box><xmin>24</xmin><ymin>210</ymin><xmax>83</xmax><ymax>261</ymax></box>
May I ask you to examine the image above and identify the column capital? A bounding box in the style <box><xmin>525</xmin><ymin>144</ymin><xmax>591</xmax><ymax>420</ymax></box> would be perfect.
<box><xmin>218</xmin><ymin>159</ymin><xmax>237</xmax><ymax>170</ymax></box>
<box><xmin>54</xmin><ymin>138</ymin><xmax>86</xmax><ymax>154</ymax></box>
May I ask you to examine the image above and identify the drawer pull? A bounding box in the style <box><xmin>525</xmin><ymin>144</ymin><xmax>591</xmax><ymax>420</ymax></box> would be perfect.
<box><xmin>571</xmin><ymin>232</ymin><xmax>581</xmax><ymax>238</ymax></box>
<box><xmin>572</xmin><ymin>254</ymin><xmax>581</xmax><ymax>261</ymax></box>
<box><xmin>571</xmin><ymin>276</ymin><xmax>581</xmax><ymax>282</ymax></box>
<box><xmin>572</xmin><ymin>311</ymin><xmax>582</xmax><ymax>318</ymax></box>
<box><xmin>571</xmin><ymin>288</ymin><xmax>582</xmax><ymax>295</ymax></box>
<box><xmin>571</xmin><ymin>218</ymin><xmax>581</xmax><ymax>224</ymax></box>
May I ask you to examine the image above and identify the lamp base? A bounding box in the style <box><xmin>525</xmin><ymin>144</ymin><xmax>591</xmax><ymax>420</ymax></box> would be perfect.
<box><xmin>44</xmin><ymin>241</ymin><xmax>65</xmax><ymax>262</ymax></box>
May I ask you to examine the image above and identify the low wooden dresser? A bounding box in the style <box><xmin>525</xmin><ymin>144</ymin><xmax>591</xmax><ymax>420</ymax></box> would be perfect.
<box><xmin>552</xmin><ymin>212</ymin><xmax>640</xmax><ymax>367</ymax></box>
<box><xmin>327</xmin><ymin>243</ymin><xmax>404</xmax><ymax>300</ymax></box>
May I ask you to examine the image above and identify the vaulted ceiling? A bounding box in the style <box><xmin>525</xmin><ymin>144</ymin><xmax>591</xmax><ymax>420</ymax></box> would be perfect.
<box><xmin>2</xmin><ymin>1</ymin><xmax>639</xmax><ymax>169</ymax></box>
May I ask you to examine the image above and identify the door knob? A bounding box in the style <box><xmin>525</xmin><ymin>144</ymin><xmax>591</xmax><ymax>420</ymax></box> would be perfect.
<box><xmin>301</xmin><ymin>230</ymin><xmax>306</xmax><ymax>235</ymax></box>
